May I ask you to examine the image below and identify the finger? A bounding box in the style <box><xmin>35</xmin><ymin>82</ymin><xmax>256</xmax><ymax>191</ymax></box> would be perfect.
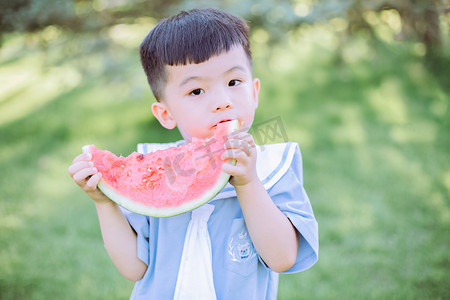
<box><xmin>221</xmin><ymin>148</ymin><xmax>248</xmax><ymax>162</ymax></box>
<box><xmin>68</xmin><ymin>161</ymin><xmax>94</xmax><ymax>176</ymax></box>
<box><xmin>228</xmin><ymin>131</ymin><xmax>255</xmax><ymax>141</ymax></box>
<box><xmin>242</xmin><ymin>133</ymin><xmax>256</xmax><ymax>147</ymax></box>
<box><xmin>85</xmin><ymin>172</ymin><xmax>102</xmax><ymax>190</ymax></box>
<box><xmin>72</xmin><ymin>167</ymin><xmax>98</xmax><ymax>184</ymax></box>
<box><xmin>225</xmin><ymin>133</ymin><xmax>255</xmax><ymax>147</ymax></box>
<box><xmin>72</xmin><ymin>152</ymin><xmax>92</xmax><ymax>164</ymax></box>
<box><xmin>224</xmin><ymin>139</ymin><xmax>252</xmax><ymax>156</ymax></box>
<box><xmin>221</xmin><ymin>161</ymin><xmax>245</xmax><ymax>177</ymax></box>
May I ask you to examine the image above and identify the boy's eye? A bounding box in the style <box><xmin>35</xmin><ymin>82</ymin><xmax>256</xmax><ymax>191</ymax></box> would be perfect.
<box><xmin>189</xmin><ymin>89</ymin><xmax>204</xmax><ymax>96</ymax></box>
<box><xmin>228</xmin><ymin>79</ymin><xmax>241</xmax><ymax>87</ymax></box>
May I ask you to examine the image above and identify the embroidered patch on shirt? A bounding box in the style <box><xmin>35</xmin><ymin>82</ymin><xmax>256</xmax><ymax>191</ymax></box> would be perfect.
<box><xmin>228</xmin><ymin>229</ymin><xmax>256</xmax><ymax>262</ymax></box>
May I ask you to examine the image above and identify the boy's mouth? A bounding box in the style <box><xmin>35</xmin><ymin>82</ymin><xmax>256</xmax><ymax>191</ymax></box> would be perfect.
<box><xmin>212</xmin><ymin>119</ymin><xmax>234</xmax><ymax>128</ymax></box>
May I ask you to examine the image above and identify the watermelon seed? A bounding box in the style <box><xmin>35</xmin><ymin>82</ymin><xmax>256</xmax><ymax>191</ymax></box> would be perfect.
<box><xmin>147</xmin><ymin>167</ymin><xmax>152</xmax><ymax>172</ymax></box>
<box><xmin>142</xmin><ymin>178</ymin><xmax>148</xmax><ymax>182</ymax></box>
<box><xmin>128</xmin><ymin>170</ymin><xmax>131</xmax><ymax>176</ymax></box>
<box><xmin>138</xmin><ymin>154</ymin><xmax>144</xmax><ymax>160</ymax></box>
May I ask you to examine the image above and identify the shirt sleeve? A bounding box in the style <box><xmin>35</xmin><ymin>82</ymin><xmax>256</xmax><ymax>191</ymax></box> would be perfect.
<box><xmin>120</xmin><ymin>207</ymin><xmax>150</xmax><ymax>266</ymax></box>
<box><xmin>268</xmin><ymin>143</ymin><xmax>319</xmax><ymax>273</ymax></box>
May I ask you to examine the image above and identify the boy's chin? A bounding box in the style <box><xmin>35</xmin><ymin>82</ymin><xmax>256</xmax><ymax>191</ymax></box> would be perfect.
<box><xmin>181</xmin><ymin>131</ymin><xmax>213</xmax><ymax>143</ymax></box>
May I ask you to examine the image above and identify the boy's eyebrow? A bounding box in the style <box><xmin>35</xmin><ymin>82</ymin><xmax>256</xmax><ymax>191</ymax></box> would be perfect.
<box><xmin>225</xmin><ymin>66</ymin><xmax>247</xmax><ymax>75</ymax></box>
<box><xmin>180</xmin><ymin>76</ymin><xmax>202</xmax><ymax>87</ymax></box>
<box><xmin>179</xmin><ymin>66</ymin><xmax>247</xmax><ymax>87</ymax></box>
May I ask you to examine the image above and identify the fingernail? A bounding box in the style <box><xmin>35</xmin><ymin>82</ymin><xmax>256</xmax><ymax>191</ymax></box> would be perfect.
<box><xmin>88</xmin><ymin>161</ymin><xmax>94</xmax><ymax>167</ymax></box>
<box><xmin>93</xmin><ymin>167</ymin><xmax>97</xmax><ymax>172</ymax></box>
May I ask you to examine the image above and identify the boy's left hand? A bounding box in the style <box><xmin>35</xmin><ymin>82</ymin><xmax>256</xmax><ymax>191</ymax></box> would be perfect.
<box><xmin>221</xmin><ymin>131</ymin><xmax>258</xmax><ymax>187</ymax></box>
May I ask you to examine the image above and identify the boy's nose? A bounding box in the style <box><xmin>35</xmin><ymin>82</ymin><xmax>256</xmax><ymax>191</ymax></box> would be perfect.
<box><xmin>215</xmin><ymin>103</ymin><xmax>231</xmax><ymax>111</ymax></box>
<box><xmin>213</xmin><ymin>94</ymin><xmax>233</xmax><ymax>112</ymax></box>
<box><xmin>211</xmin><ymin>87</ymin><xmax>233</xmax><ymax>112</ymax></box>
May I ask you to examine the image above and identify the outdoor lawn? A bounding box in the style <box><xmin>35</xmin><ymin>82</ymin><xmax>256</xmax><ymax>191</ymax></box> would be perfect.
<box><xmin>1</xmin><ymin>4</ymin><xmax>449</xmax><ymax>299</ymax></box>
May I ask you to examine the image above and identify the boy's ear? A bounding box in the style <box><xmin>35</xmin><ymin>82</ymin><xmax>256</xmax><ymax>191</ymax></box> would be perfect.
<box><xmin>151</xmin><ymin>102</ymin><xmax>177</xmax><ymax>129</ymax></box>
<box><xmin>252</xmin><ymin>78</ymin><xmax>261</xmax><ymax>108</ymax></box>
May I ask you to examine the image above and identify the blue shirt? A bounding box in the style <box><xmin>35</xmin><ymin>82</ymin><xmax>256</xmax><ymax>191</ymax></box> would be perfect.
<box><xmin>122</xmin><ymin>142</ymin><xmax>319</xmax><ymax>299</ymax></box>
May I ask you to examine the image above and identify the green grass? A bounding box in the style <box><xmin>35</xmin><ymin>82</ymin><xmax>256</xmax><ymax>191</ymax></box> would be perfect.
<box><xmin>1</xmin><ymin>25</ymin><xmax>449</xmax><ymax>299</ymax></box>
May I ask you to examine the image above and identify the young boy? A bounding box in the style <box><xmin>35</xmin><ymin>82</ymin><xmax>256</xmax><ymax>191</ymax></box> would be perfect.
<box><xmin>69</xmin><ymin>8</ymin><xmax>318</xmax><ymax>299</ymax></box>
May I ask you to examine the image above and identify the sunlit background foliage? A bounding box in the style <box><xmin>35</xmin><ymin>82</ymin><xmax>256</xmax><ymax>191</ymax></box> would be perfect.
<box><xmin>1</xmin><ymin>0</ymin><xmax>449</xmax><ymax>299</ymax></box>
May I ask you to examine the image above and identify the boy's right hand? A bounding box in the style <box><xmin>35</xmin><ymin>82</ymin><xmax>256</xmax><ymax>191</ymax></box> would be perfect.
<box><xmin>68</xmin><ymin>152</ymin><xmax>112</xmax><ymax>204</ymax></box>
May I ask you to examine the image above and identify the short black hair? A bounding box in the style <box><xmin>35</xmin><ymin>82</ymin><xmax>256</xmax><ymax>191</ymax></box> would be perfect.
<box><xmin>139</xmin><ymin>8</ymin><xmax>251</xmax><ymax>101</ymax></box>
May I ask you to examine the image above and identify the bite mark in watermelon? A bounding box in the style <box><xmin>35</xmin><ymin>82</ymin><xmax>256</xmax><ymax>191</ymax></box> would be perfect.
<box><xmin>82</xmin><ymin>120</ymin><xmax>238</xmax><ymax>217</ymax></box>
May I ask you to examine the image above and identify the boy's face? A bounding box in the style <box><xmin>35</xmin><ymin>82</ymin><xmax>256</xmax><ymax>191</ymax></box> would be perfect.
<box><xmin>152</xmin><ymin>46</ymin><xmax>260</xmax><ymax>142</ymax></box>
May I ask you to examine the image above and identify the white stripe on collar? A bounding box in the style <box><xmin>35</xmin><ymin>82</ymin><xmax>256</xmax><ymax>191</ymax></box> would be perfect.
<box><xmin>257</xmin><ymin>143</ymin><xmax>297</xmax><ymax>190</ymax></box>
<box><xmin>216</xmin><ymin>142</ymin><xmax>296</xmax><ymax>199</ymax></box>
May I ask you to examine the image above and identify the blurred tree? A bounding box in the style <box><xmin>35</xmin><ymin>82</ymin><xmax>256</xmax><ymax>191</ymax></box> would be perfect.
<box><xmin>1</xmin><ymin>0</ymin><xmax>447</xmax><ymax>49</ymax></box>
<box><xmin>0</xmin><ymin>0</ymin><xmax>179</xmax><ymax>40</ymax></box>
<box><xmin>0</xmin><ymin>0</ymin><xmax>79</xmax><ymax>33</ymax></box>
<box><xmin>344</xmin><ymin>0</ymin><xmax>445</xmax><ymax>54</ymax></box>
<box><xmin>337</xmin><ymin>0</ymin><xmax>449</xmax><ymax>89</ymax></box>
<box><xmin>1</xmin><ymin>0</ymin><xmax>448</xmax><ymax>80</ymax></box>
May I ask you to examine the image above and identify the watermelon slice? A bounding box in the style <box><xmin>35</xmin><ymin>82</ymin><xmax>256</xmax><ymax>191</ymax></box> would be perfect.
<box><xmin>82</xmin><ymin>120</ymin><xmax>238</xmax><ymax>217</ymax></box>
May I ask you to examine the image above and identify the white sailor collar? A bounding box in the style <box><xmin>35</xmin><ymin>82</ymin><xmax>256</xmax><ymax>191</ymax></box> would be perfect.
<box><xmin>212</xmin><ymin>142</ymin><xmax>297</xmax><ymax>200</ymax></box>
<box><xmin>137</xmin><ymin>141</ymin><xmax>298</xmax><ymax>201</ymax></box>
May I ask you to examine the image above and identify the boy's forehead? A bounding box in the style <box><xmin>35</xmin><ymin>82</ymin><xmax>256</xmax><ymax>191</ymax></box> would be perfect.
<box><xmin>165</xmin><ymin>46</ymin><xmax>252</xmax><ymax>83</ymax></box>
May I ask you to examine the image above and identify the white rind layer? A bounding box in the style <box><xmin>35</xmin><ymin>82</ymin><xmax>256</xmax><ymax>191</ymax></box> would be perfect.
<box><xmin>81</xmin><ymin>120</ymin><xmax>238</xmax><ymax>217</ymax></box>
<box><xmin>97</xmin><ymin>169</ymin><xmax>231</xmax><ymax>217</ymax></box>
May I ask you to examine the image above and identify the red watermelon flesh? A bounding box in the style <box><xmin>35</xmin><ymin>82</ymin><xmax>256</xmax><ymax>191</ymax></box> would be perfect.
<box><xmin>82</xmin><ymin>120</ymin><xmax>238</xmax><ymax>217</ymax></box>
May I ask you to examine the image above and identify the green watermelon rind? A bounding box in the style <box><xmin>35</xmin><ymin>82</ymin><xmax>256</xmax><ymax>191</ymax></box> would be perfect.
<box><xmin>81</xmin><ymin>121</ymin><xmax>238</xmax><ymax>217</ymax></box>
<box><xmin>97</xmin><ymin>167</ymin><xmax>230</xmax><ymax>217</ymax></box>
